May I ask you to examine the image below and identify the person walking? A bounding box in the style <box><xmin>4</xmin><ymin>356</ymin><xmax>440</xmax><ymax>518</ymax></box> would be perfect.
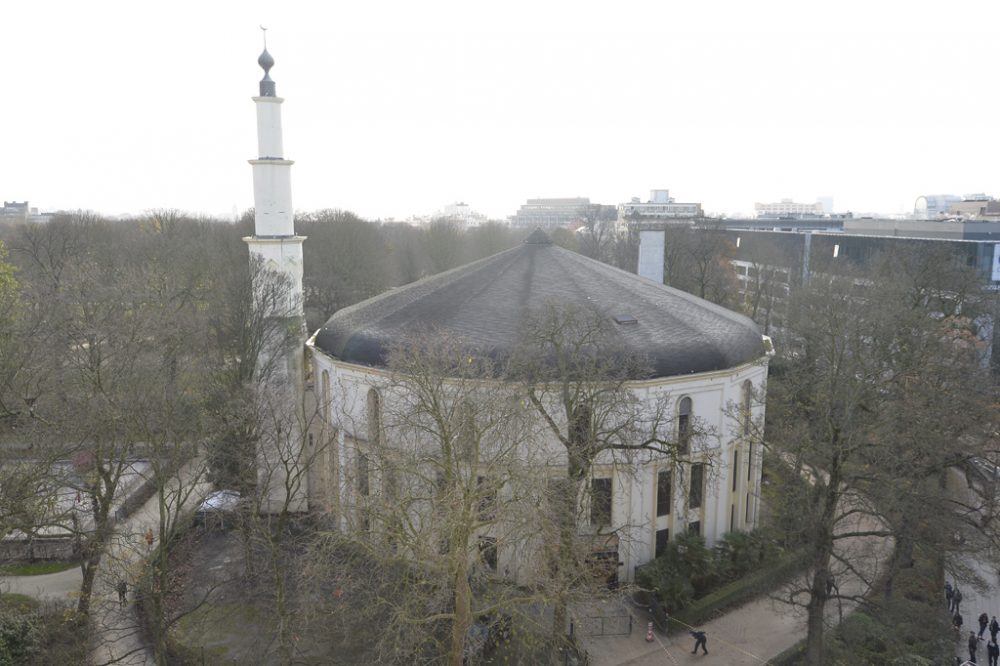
<box><xmin>956</xmin><ymin>612</ymin><xmax>964</xmax><ymax>634</ymax></box>
<box><xmin>947</xmin><ymin>581</ymin><xmax>954</xmax><ymax>608</ymax></box>
<box><xmin>690</xmin><ymin>630</ymin><xmax>708</xmax><ymax>655</ymax></box>
<box><xmin>116</xmin><ymin>580</ymin><xmax>128</xmax><ymax>609</ymax></box>
<box><xmin>991</xmin><ymin>616</ymin><xmax>999</xmax><ymax>644</ymax></box>
<box><xmin>981</xmin><ymin>612</ymin><xmax>990</xmax><ymax>639</ymax></box>
<box><xmin>955</xmin><ymin>587</ymin><xmax>964</xmax><ymax>614</ymax></box>
<box><xmin>988</xmin><ymin>639</ymin><xmax>999</xmax><ymax>666</ymax></box>
<box><xmin>970</xmin><ymin>631</ymin><xmax>982</xmax><ymax>664</ymax></box>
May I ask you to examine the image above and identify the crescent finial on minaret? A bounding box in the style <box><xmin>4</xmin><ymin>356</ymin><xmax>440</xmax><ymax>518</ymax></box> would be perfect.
<box><xmin>258</xmin><ymin>26</ymin><xmax>276</xmax><ymax>97</ymax></box>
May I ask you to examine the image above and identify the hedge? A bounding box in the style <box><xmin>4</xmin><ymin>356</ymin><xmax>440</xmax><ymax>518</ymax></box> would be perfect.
<box><xmin>668</xmin><ymin>548</ymin><xmax>809</xmax><ymax>633</ymax></box>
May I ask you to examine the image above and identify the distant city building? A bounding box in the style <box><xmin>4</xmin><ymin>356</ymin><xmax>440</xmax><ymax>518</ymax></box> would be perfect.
<box><xmin>418</xmin><ymin>202</ymin><xmax>490</xmax><ymax>229</ymax></box>
<box><xmin>618</xmin><ymin>189</ymin><xmax>704</xmax><ymax>220</ymax></box>
<box><xmin>510</xmin><ymin>197</ymin><xmax>594</xmax><ymax>228</ymax></box>
<box><xmin>946</xmin><ymin>195</ymin><xmax>1000</xmax><ymax>219</ymax></box>
<box><xmin>1</xmin><ymin>201</ymin><xmax>51</xmax><ymax>224</ymax></box>
<box><xmin>720</xmin><ymin>220</ymin><xmax>1000</xmax><ymax>359</ymax></box>
<box><xmin>1</xmin><ymin>201</ymin><xmax>30</xmax><ymax>222</ymax></box>
<box><xmin>914</xmin><ymin>194</ymin><xmax>962</xmax><ymax>220</ymax></box>
<box><xmin>754</xmin><ymin>199</ymin><xmax>825</xmax><ymax>219</ymax></box>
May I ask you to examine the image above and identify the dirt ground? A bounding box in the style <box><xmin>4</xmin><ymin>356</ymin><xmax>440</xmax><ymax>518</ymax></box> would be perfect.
<box><xmin>166</xmin><ymin>525</ymin><xmax>567</xmax><ymax>665</ymax></box>
<box><xmin>166</xmin><ymin>526</ymin><xmax>370</xmax><ymax>666</ymax></box>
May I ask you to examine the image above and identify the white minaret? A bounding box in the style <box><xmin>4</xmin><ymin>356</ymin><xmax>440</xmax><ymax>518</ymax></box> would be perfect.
<box><xmin>244</xmin><ymin>42</ymin><xmax>309</xmax><ymax>513</ymax></box>
<box><xmin>245</xmin><ymin>45</ymin><xmax>304</xmax><ymax>315</ymax></box>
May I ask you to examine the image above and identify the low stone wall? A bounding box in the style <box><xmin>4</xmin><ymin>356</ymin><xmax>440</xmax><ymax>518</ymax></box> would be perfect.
<box><xmin>0</xmin><ymin>537</ymin><xmax>77</xmax><ymax>561</ymax></box>
<box><xmin>0</xmin><ymin>460</ymin><xmax>157</xmax><ymax>562</ymax></box>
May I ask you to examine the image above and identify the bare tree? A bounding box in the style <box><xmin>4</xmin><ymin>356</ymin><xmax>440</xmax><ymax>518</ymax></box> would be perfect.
<box><xmin>577</xmin><ymin>205</ymin><xmax>618</xmax><ymax>264</ymax></box>
<box><xmin>766</xmin><ymin>248</ymin><xmax>998</xmax><ymax>664</ymax></box>
<box><xmin>424</xmin><ymin>219</ymin><xmax>465</xmax><ymax>275</ymax></box>
<box><xmin>664</xmin><ymin>224</ymin><xmax>739</xmax><ymax>307</ymax></box>
<box><xmin>302</xmin><ymin>332</ymin><xmax>554</xmax><ymax>665</ymax></box>
<box><xmin>509</xmin><ymin>303</ymin><xmax>706</xmax><ymax>653</ymax></box>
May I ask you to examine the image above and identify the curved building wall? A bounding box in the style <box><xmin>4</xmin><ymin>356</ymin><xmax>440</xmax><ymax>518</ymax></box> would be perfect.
<box><xmin>307</xmin><ymin>342</ymin><xmax>769</xmax><ymax>583</ymax></box>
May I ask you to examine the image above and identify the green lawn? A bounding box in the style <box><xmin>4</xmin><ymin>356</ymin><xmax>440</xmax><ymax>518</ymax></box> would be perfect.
<box><xmin>0</xmin><ymin>561</ymin><xmax>79</xmax><ymax>576</ymax></box>
<box><xmin>0</xmin><ymin>593</ymin><xmax>39</xmax><ymax>612</ymax></box>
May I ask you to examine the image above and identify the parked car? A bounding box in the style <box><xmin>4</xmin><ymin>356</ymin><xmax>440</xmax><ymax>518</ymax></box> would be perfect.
<box><xmin>193</xmin><ymin>490</ymin><xmax>241</xmax><ymax>529</ymax></box>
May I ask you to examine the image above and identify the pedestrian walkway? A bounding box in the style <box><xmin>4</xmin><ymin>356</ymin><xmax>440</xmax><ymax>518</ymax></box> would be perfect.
<box><xmin>579</xmin><ymin>497</ymin><xmax>892</xmax><ymax>665</ymax></box>
<box><xmin>0</xmin><ymin>566</ymin><xmax>82</xmax><ymax>602</ymax></box>
<box><xmin>947</xmin><ymin>467</ymin><xmax>1000</xmax><ymax>666</ymax></box>
<box><xmin>90</xmin><ymin>460</ymin><xmax>211</xmax><ymax>666</ymax></box>
<box><xmin>2</xmin><ymin>459</ymin><xmax>210</xmax><ymax>666</ymax></box>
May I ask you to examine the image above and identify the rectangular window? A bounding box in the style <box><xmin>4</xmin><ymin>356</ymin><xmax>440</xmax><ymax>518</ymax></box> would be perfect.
<box><xmin>656</xmin><ymin>470</ymin><xmax>672</xmax><ymax>517</ymax></box>
<box><xmin>655</xmin><ymin>528</ymin><xmax>670</xmax><ymax>557</ymax></box>
<box><xmin>591</xmin><ymin>477</ymin><xmax>613</xmax><ymax>527</ymax></box>
<box><xmin>477</xmin><ymin>476</ymin><xmax>497</xmax><ymax>520</ymax></box>
<box><xmin>732</xmin><ymin>450</ymin><xmax>740</xmax><ymax>492</ymax></box>
<box><xmin>746</xmin><ymin>492</ymin><xmax>752</xmax><ymax>524</ymax></box>
<box><xmin>747</xmin><ymin>442</ymin><xmax>754</xmax><ymax>482</ymax></box>
<box><xmin>479</xmin><ymin>537</ymin><xmax>498</xmax><ymax>571</ymax></box>
<box><xmin>357</xmin><ymin>453</ymin><xmax>370</xmax><ymax>497</ymax></box>
<box><xmin>730</xmin><ymin>504</ymin><xmax>736</xmax><ymax>531</ymax></box>
<box><xmin>688</xmin><ymin>520</ymin><xmax>701</xmax><ymax>536</ymax></box>
<box><xmin>689</xmin><ymin>463</ymin><xmax>704</xmax><ymax>510</ymax></box>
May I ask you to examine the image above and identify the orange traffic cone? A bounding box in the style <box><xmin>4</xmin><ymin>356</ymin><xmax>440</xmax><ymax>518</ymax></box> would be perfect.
<box><xmin>646</xmin><ymin>621</ymin><xmax>654</xmax><ymax>642</ymax></box>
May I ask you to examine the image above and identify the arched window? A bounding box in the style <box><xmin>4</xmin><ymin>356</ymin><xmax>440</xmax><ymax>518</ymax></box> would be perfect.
<box><xmin>677</xmin><ymin>397</ymin><xmax>692</xmax><ymax>453</ymax></box>
<box><xmin>571</xmin><ymin>403</ymin><xmax>592</xmax><ymax>448</ymax></box>
<box><xmin>742</xmin><ymin>380</ymin><xmax>753</xmax><ymax>437</ymax></box>
<box><xmin>457</xmin><ymin>400</ymin><xmax>475</xmax><ymax>461</ymax></box>
<box><xmin>743</xmin><ymin>381</ymin><xmax>754</xmax><ymax>483</ymax></box>
<box><xmin>321</xmin><ymin>370</ymin><xmax>331</xmax><ymax>422</ymax></box>
<box><xmin>367</xmin><ymin>388</ymin><xmax>382</xmax><ymax>447</ymax></box>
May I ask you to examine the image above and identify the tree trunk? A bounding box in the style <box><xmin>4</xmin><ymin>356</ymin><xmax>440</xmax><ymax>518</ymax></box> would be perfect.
<box><xmin>804</xmin><ymin>563</ymin><xmax>831</xmax><ymax>664</ymax></box>
<box><xmin>883</xmin><ymin>524</ymin><xmax>914</xmax><ymax>602</ymax></box>
<box><xmin>449</xmin><ymin>546</ymin><xmax>472</xmax><ymax>666</ymax></box>
<box><xmin>270</xmin><ymin>525</ymin><xmax>292</xmax><ymax>666</ymax></box>
<box><xmin>77</xmin><ymin>553</ymin><xmax>101</xmax><ymax>615</ymax></box>
<box><xmin>804</xmin><ymin>457</ymin><xmax>840</xmax><ymax>665</ymax></box>
<box><xmin>78</xmin><ymin>509</ymin><xmax>112</xmax><ymax>615</ymax></box>
<box><xmin>550</xmin><ymin>474</ymin><xmax>584</xmax><ymax>654</ymax></box>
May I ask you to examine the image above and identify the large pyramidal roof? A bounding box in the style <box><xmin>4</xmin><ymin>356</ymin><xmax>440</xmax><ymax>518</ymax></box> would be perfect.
<box><xmin>312</xmin><ymin>233</ymin><xmax>763</xmax><ymax>378</ymax></box>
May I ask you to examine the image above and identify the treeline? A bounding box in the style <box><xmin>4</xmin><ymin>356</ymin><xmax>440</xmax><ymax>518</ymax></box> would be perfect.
<box><xmin>0</xmin><ymin>210</ymin><xmax>528</xmax><ymax>334</ymax></box>
<box><xmin>0</xmin><ymin>208</ymin><xmax>526</xmax><ymax>664</ymax></box>
<box><xmin>294</xmin><ymin>210</ymin><xmax>526</xmax><ymax>331</ymax></box>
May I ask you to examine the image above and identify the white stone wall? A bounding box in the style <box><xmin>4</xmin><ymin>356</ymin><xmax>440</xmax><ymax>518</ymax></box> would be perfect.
<box><xmin>307</xmin><ymin>341</ymin><xmax>768</xmax><ymax>582</ymax></box>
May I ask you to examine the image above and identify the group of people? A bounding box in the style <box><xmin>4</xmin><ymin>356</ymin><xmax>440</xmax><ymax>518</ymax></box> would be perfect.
<box><xmin>947</xmin><ymin>581</ymin><xmax>1000</xmax><ymax>665</ymax></box>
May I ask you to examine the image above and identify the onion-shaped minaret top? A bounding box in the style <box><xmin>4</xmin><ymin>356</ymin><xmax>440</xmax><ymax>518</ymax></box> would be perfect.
<box><xmin>258</xmin><ymin>48</ymin><xmax>276</xmax><ymax>97</ymax></box>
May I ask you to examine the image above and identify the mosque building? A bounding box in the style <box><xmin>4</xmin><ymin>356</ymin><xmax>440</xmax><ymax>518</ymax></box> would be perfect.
<box><xmin>245</xmin><ymin>48</ymin><xmax>771</xmax><ymax>581</ymax></box>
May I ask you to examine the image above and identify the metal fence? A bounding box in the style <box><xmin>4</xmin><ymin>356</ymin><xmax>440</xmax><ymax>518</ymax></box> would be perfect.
<box><xmin>571</xmin><ymin>612</ymin><xmax>633</xmax><ymax>637</ymax></box>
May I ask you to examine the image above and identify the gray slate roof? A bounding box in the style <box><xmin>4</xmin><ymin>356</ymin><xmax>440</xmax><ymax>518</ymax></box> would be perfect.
<box><xmin>313</xmin><ymin>236</ymin><xmax>763</xmax><ymax>378</ymax></box>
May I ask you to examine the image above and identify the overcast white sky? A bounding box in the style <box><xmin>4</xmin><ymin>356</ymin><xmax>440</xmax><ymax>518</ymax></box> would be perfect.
<box><xmin>5</xmin><ymin>1</ymin><xmax>999</xmax><ymax>220</ymax></box>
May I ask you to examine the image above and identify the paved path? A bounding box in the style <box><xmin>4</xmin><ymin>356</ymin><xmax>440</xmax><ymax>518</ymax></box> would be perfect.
<box><xmin>0</xmin><ymin>566</ymin><xmax>82</xmax><ymax>602</ymax></box>
<box><xmin>2</xmin><ymin>460</ymin><xmax>210</xmax><ymax>666</ymax></box>
<box><xmin>88</xmin><ymin>460</ymin><xmax>211</xmax><ymax>666</ymax></box>
<box><xmin>947</xmin><ymin>467</ymin><xmax>1000</xmax><ymax>666</ymax></box>
<box><xmin>580</xmin><ymin>494</ymin><xmax>893</xmax><ymax>665</ymax></box>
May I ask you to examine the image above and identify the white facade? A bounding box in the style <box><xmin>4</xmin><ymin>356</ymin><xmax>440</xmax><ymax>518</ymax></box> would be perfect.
<box><xmin>306</xmin><ymin>343</ymin><xmax>768</xmax><ymax>582</ymax></box>
<box><xmin>245</xmin><ymin>51</ymin><xmax>309</xmax><ymax>512</ymax></box>
<box><xmin>245</xmin><ymin>92</ymin><xmax>305</xmax><ymax>317</ymax></box>
<box><xmin>637</xmin><ymin>230</ymin><xmax>665</xmax><ymax>284</ymax></box>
